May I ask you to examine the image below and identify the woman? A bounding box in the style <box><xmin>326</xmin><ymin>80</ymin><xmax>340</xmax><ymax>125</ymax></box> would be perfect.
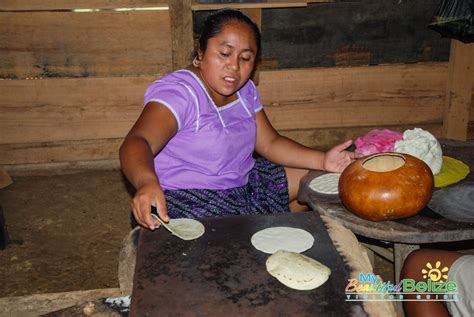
<box><xmin>120</xmin><ymin>9</ymin><xmax>357</xmax><ymax>230</ymax></box>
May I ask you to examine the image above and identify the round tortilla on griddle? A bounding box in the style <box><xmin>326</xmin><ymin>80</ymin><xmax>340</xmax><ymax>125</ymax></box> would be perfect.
<box><xmin>251</xmin><ymin>227</ymin><xmax>314</xmax><ymax>254</ymax></box>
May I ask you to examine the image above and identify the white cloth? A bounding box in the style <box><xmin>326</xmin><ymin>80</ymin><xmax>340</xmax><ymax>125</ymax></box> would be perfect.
<box><xmin>446</xmin><ymin>255</ymin><xmax>474</xmax><ymax>317</ymax></box>
<box><xmin>394</xmin><ymin>128</ymin><xmax>442</xmax><ymax>174</ymax></box>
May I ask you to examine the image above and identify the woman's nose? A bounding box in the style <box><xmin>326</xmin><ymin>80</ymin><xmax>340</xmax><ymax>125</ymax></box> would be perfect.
<box><xmin>227</xmin><ymin>57</ymin><xmax>239</xmax><ymax>71</ymax></box>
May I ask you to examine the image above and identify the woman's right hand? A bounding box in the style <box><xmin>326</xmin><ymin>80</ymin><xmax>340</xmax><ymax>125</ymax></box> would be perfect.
<box><xmin>131</xmin><ymin>181</ymin><xmax>169</xmax><ymax>230</ymax></box>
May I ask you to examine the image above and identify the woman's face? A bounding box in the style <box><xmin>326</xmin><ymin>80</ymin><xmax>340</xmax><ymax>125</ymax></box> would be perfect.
<box><xmin>197</xmin><ymin>21</ymin><xmax>257</xmax><ymax>106</ymax></box>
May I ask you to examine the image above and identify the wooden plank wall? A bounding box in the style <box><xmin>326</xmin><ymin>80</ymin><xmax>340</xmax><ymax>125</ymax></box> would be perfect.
<box><xmin>442</xmin><ymin>41</ymin><xmax>474</xmax><ymax>140</ymax></box>
<box><xmin>259</xmin><ymin>63</ymin><xmax>450</xmax><ymax>149</ymax></box>
<box><xmin>0</xmin><ymin>2</ymin><xmax>472</xmax><ymax>174</ymax></box>
<box><xmin>1</xmin><ymin>63</ymin><xmax>453</xmax><ymax>173</ymax></box>
<box><xmin>0</xmin><ymin>3</ymin><xmax>171</xmax><ymax>79</ymax></box>
<box><xmin>0</xmin><ymin>1</ymin><xmax>171</xmax><ymax>174</ymax></box>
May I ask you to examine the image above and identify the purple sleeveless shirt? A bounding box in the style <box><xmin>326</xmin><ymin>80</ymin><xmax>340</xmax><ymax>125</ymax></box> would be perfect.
<box><xmin>144</xmin><ymin>70</ymin><xmax>263</xmax><ymax>190</ymax></box>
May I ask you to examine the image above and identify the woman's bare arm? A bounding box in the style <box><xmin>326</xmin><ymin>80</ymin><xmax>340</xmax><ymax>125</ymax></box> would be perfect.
<box><xmin>119</xmin><ymin>102</ymin><xmax>177</xmax><ymax>228</ymax></box>
<box><xmin>255</xmin><ymin>110</ymin><xmax>356</xmax><ymax>172</ymax></box>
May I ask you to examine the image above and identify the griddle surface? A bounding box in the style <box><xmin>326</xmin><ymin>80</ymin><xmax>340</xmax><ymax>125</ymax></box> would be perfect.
<box><xmin>131</xmin><ymin>212</ymin><xmax>363</xmax><ymax>316</ymax></box>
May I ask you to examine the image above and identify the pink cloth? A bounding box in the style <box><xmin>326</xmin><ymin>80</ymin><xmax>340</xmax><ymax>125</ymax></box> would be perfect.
<box><xmin>355</xmin><ymin>129</ymin><xmax>403</xmax><ymax>155</ymax></box>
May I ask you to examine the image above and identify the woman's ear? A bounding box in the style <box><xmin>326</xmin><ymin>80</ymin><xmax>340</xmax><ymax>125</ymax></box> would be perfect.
<box><xmin>197</xmin><ymin>48</ymin><xmax>203</xmax><ymax>61</ymax></box>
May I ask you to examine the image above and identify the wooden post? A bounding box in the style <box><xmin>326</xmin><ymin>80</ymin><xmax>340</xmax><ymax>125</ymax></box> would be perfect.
<box><xmin>394</xmin><ymin>243</ymin><xmax>419</xmax><ymax>282</ymax></box>
<box><xmin>442</xmin><ymin>40</ymin><xmax>474</xmax><ymax>140</ymax></box>
<box><xmin>0</xmin><ymin>205</ymin><xmax>10</xmax><ymax>250</ymax></box>
<box><xmin>241</xmin><ymin>8</ymin><xmax>262</xmax><ymax>85</ymax></box>
<box><xmin>168</xmin><ymin>0</ymin><xmax>194</xmax><ymax>70</ymax></box>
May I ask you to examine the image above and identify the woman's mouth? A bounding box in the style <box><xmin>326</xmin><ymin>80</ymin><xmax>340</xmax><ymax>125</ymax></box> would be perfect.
<box><xmin>223</xmin><ymin>76</ymin><xmax>237</xmax><ymax>85</ymax></box>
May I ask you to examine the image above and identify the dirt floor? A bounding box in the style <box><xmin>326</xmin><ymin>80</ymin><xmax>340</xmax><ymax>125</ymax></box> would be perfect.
<box><xmin>0</xmin><ymin>169</ymin><xmax>132</xmax><ymax>298</ymax></box>
<box><xmin>0</xmin><ymin>169</ymin><xmax>395</xmax><ymax>299</ymax></box>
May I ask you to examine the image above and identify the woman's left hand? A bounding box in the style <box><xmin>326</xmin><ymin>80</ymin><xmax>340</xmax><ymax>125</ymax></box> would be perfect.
<box><xmin>323</xmin><ymin>140</ymin><xmax>360</xmax><ymax>173</ymax></box>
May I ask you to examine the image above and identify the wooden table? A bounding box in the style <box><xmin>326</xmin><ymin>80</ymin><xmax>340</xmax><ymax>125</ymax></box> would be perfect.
<box><xmin>130</xmin><ymin>212</ymin><xmax>363</xmax><ymax>316</ymax></box>
<box><xmin>298</xmin><ymin>140</ymin><xmax>474</xmax><ymax>281</ymax></box>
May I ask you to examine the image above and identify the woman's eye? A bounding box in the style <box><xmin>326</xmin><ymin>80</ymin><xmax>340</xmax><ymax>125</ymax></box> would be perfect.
<box><xmin>219</xmin><ymin>52</ymin><xmax>230</xmax><ymax>57</ymax></box>
<box><xmin>241</xmin><ymin>56</ymin><xmax>251</xmax><ymax>61</ymax></box>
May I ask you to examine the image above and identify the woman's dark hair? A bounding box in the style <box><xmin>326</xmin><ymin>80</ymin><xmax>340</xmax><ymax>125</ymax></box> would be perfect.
<box><xmin>198</xmin><ymin>9</ymin><xmax>261</xmax><ymax>59</ymax></box>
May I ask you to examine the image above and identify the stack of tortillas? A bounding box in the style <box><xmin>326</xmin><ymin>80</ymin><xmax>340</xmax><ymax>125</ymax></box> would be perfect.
<box><xmin>309</xmin><ymin>173</ymin><xmax>341</xmax><ymax>195</ymax></box>
<box><xmin>251</xmin><ymin>226</ymin><xmax>331</xmax><ymax>291</ymax></box>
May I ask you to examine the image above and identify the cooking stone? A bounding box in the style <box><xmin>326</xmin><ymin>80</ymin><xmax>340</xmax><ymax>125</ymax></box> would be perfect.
<box><xmin>428</xmin><ymin>182</ymin><xmax>474</xmax><ymax>223</ymax></box>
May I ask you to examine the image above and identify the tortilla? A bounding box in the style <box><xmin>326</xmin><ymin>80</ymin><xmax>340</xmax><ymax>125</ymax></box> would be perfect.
<box><xmin>166</xmin><ymin>218</ymin><xmax>205</xmax><ymax>240</ymax></box>
<box><xmin>151</xmin><ymin>214</ymin><xmax>205</xmax><ymax>241</ymax></box>
<box><xmin>309</xmin><ymin>173</ymin><xmax>341</xmax><ymax>195</ymax></box>
<box><xmin>251</xmin><ymin>227</ymin><xmax>314</xmax><ymax>254</ymax></box>
<box><xmin>434</xmin><ymin>156</ymin><xmax>470</xmax><ymax>188</ymax></box>
<box><xmin>266</xmin><ymin>250</ymin><xmax>331</xmax><ymax>291</ymax></box>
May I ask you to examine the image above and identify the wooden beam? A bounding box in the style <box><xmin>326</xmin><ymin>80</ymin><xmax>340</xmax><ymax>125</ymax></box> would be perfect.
<box><xmin>241</xmin><ymin>8</ymin><xmax>262</xmax><ymax>32</ymax></box>
<box><xmin>259</xmin><ymin>63</ymin><xmax>447</xmax><ymax>129</ymax></box>
<box><xmin>264</xmin><ymin>101</ymin><xmax>443</xmax><ymax>130</ymax></box>
<box><xmin>394</xmin><ymin>243</ymin><xmax>420</xmax><ymax>282</ymax></box>
<box><xmin>191</xmin><ymin>0</ymin><xmax>309</xmax><ymax>11</ymax></box>
<box><xmin>469</xmin><ymin>122</ymin><xmax>474</xmax><ymax>140</ymax></box>
<box><xmin>442</xmin><ymin>40</ymin><xmax>474</xmax><ymax>141</ymax></box>
<box><xmin>0</xmin><ymin>1</ymin><xmax>168</xmax><ymax>11</ymax></box>
<box><xmin>241</xmin><ymin>8</ymin><xmax>262</xmax><ymax>85</ymax></box>
<box><xmin>361</xmin><ymin>243</ymin><xmax>394</xmax><ymax>262</ymax></box>
<box><xmin>0</xmin><ymin>167</ymin><xmax>12</xmax><ymax>189</ymax></box>
<box><xmin>0</xmin><ymin>76</ymin><xmax>155</xmax><ymax>144</ymax></box>
<box><xmin>0</xmin><ymin>288</ymin><xmax>121</xmax><ymax>316</ymax></box>
<box><xmin>0</xmin><ymin>139</ymin><xmax>123</xmax><ymax>165</ymax></box>
<box><xmin>4</xmin><ymin>160</ymin><xmax>120</xmax><ymax>176</ymax></box>
<box><xmin>0</xmin><ymin>10</ymin><xmax>172</xmax><ymax>79</ymax></box>
<box><xmin>168</xmin><ymin>0</ymin><xmax>194</xmax><ymax>70</ymax></box>
<box><xmin>280</xmin><ymin>124</ymin><xmax>443</xmax><ymax>151</ymax></box>
<box><xmin>471</xmin><ymin>91</ymin><xmax>474</xmax><ymax>120</ymax></box>
<box><xmin>258</xmin><ymin>63</ymin><xmax>447</xmax><ymax>106</ymax></box>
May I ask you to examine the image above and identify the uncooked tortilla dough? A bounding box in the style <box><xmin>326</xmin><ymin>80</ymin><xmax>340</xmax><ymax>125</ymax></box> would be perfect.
<box><xmin>394</xmin><ymin>128</ymin><xmax>442</xmax><ymax>175</ymax></box>
<box><xmin>266</xmin><ymin>250</ymin><xmax>331</xmax><ymax>291</ymax></box>
<box><xmin>251</xmin><ymin>227</ymin><xmax>314</xmax><ymax>254</ymax></box>
<box><xmin>309</xmin><ymin>173</ymin><xmax>341</xmax><ymax>195</ymax></box>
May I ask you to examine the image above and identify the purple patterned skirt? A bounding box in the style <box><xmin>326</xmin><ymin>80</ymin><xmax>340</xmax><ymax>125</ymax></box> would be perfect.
<box><xmin>130</xmin><ymin>156</ymin><xmax>290</xmax><ymax>226</ymax></box>
<box><xmin>164</xmin><ymin>156</ymin><xmax>290</xmax><ymax>219</ymax></box>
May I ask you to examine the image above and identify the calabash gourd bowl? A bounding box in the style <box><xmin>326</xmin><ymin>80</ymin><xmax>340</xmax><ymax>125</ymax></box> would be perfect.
<box><xmin>339</xmin><ymin>152</ymin><xmax>434</xmax><ymax>221</ymax></box>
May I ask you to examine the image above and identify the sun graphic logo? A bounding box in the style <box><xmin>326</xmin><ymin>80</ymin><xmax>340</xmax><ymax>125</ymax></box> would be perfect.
<box><xmin>421</xmin><ymin>261</ymin><xmax>449</xmax><ymax>282</ymax></box>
